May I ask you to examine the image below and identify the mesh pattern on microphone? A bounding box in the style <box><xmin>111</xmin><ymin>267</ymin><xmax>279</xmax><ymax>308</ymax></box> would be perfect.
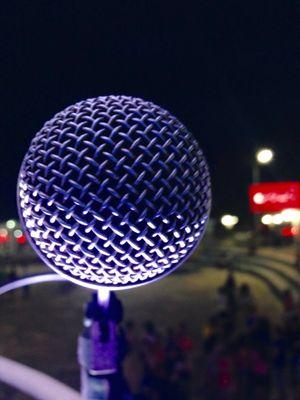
<box><xmin>18</xmin><ymin>96</ymin><xmax>211</xmax><ymax>289</ymax></box>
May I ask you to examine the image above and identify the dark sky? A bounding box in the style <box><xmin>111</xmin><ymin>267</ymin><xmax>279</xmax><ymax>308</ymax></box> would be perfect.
<box><xmin>1</xmin><ymin>1</ymin><xmax>300</xmax><ymax>224</ymax></box>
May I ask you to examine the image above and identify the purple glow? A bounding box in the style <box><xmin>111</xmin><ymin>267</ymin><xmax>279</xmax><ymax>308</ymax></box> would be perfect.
<box><xmin>18</xmin><ymin>95</ymin><xmax>211</xmax><ymax>290</ymax></box>
<box><xmin>0</xmin><ymin>274</ymin><xmax>65</xmax><ymax>296</ymax></box>
<box><xmin>97</xmin><ymin>288</ymin><xmax>110</xmax><ymax>307</ymax></box>
<box><xmin>0</xmin><ymin>274</ymin><xmax>111</xmax><ymax>306</ymax></box>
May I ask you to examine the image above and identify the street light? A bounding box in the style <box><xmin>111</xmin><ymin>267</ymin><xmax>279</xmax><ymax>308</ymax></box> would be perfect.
<box><xmin>273</xmin><ymin>213</ymin><xmax>284</xmax><ymax>225</ymax></box>
<box><xmin>261</xmin><ymin>214</ymin><xmax>273</xmax><ymax>225</ymax></box>
<box><xmin>256</xmin><ymin>148</ymin><xmax>274</xmax><ymax>165</ymax></box>
<box><xmin>221</xmin><ymin>214</ymin><xmax>239</xmax><ymax>230</ymax></box>
<box><xmin>281</xmin><ymin>209</ymin><xmax>300</xmax><ymax>224</ymax></box>
<box><xmin>13</xmin><ymin>229</ymin><xmax>23</xmax><ymax>239</ymax></box>
<box><xmin>6</xmin><ymin>219</ymin><xmax>16</xmax><ymax>230</ymax></box>
<box><xmin>251</xmin><ymin>148</ymin><xmax>275</xmax><ymax>254</ymax></box>
<box><xmin>253</xmin><ymin>148</ymin><xmax>274</xmax><ymax>182</ymax></box>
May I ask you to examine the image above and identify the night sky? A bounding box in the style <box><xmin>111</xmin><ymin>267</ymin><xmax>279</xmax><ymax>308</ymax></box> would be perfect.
<box><xmin>1</xmin><ymin>1</ymin><xmax>300</xmax><ymax>224</ymax></box>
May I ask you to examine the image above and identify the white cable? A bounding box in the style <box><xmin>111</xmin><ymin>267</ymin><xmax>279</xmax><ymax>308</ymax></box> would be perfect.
<box><xmin>0</xmin><ymin>355</ymin><xmax>81</xmax><ymax>400</ymax></box>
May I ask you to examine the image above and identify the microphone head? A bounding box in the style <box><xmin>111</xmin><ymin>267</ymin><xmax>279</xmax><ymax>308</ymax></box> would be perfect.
<box><xmin>17</xmin><ymin>96</ymin><xmax>211</xmax><ymax>290</ymax></box>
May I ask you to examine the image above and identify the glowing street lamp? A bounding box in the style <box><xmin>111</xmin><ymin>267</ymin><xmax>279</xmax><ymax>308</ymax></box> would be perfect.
<box><xmin>253</xmin><ymin>148</ymin><xmax>274</xmax><ymax>183</ymax></box>
<box><xmin>13</xmin><ymin>229</ymin><xmax>23</xmax><ymax>238</ymax></box>
<box><xmin>261</xmin><ymin>214</ymin><xmax>273</xmax><ymax>225</ymax></box>
<box><xmin>261</xmin><ymin>210</ymin><xmax>300</xmax><ymax>226</ymax></box>
<box><xmin>281</xmin><ymin>209</ymin><xmax>300</xmax><ymax>224</ymax></box>
<box><xmin>221</xmin><ymin>214</ymin><xmax>239</xmax><ymax>230</ymax></box>
<box><xmin>251</xmin><ymin>147</ymin><xmax>275</xmax><ymax>254</ymax></box>
<box><xmin>6</xmin><ymin>219</ymin><xmax>16</xmax><ymax>229</ymax></box>
<box><xmin>273</xmin><ymin>213</ymin><xmax>284</xmax><ymax>225</ymax></box>
<box><xmin>256</xmin><ymin>148</ymin><xmax>274</xmax><ymax>165</ymax></box>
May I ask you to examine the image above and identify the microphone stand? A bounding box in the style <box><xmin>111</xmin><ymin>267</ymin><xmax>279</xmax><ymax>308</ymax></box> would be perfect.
<box><xmin>0</xmin><ymin>276</ymin><xmax>128</xmax><ymax>399</ymax></box>
<box><xmin>78</xmin><ymin>289</ymin><xmax>128</xmax><ymax>400</ymax></box>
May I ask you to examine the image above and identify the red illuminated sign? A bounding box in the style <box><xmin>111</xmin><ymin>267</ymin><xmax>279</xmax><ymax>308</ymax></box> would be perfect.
<box><xmin>0</xmin><ymin>234</ymin><xmax>9</xmax><ymax>244</ymax></box>
<box><xmin>249</xmin><ymin>182</ymin><xmax>300</xmax><ymax>213</ymax></box>
<box><xmin>281</xmin><ymin>226</ymin><xmax>299</xmax><ymax>237</ymax></box>
<box><xmin>16</xmin><ymin>235</ymin><xmax>27</xmax><ymax>245</ymax></box>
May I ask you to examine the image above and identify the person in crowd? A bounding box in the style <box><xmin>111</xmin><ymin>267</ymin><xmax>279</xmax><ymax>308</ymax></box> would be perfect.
<box><xmin>238</xmin><ymin>283</ymin><xmax>255</xmax><ymax>321</ymax></box>
<box><xmin>282</xmin><ymin>289</ymin><xmax>296</xmax><ymax>321</ymax></box>
<box><xmin>6</xmin><ymin>269</ymin><xmax>18</xmax><ymax>298</ymax></box>
<box><xmin>202</xmin><ymin>316</ymin><xmax>218</xmax><ymax>355</ymax></box>
<box><xmin>235</xmin><ymin>336</ymin><xmax>252</xmax><ymax>400</ymax></box>
<box><xmin>216</xmin><ymin>345</ymin><xmax>236</xmax><ymax>400</ymax></box>
<box><xmin>124</xmin><ymin>320</ymin><xmax>138</xmax><ymax>352</ymax></box>
<box><xmin>7</xmin><ymin>269</ymin><xmax>17</xmax><ymax>283</ymax></box>
<box><xmin>123</xmin><ymin>320</ymin><xmax>145</xmax><ymax>397</ymax></box>
<box><xmin>0</xmin><ymin>267</ymin><xmax>7</xmax><ymax>284</ymax></box>
<box><xmin>272</xmin><ymin>326</ymin><xmax>288</xmax><ymax>400</ymax></box>
<box><xmin>215</xmin><ymin>286</ymin><xmax>228</xmax><ymax>314</ymax></box>
<box><xmin>224</xmin><ymin>271</ymin><xmax>237</xmax><ymax>316</ymax></box>
<box><xmin>140</xmin><ymin>322</ymin><xmax>166</xmax><ymax>398</ymax></box>
<box><xmin>165</xmin><ymin>327</ymin><xmax>177</xmax><ymax>353</ymax></box>
<box><xmin>175</xmin><ymin>322</ymin><xmax>194</xmax><ymax>355</ymax></box>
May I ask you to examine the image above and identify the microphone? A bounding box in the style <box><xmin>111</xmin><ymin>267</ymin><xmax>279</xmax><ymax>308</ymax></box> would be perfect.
<box><xmin>17</xmin><ymin>95</ymin><xmax>211</xmax><ymax>290</ymax></box>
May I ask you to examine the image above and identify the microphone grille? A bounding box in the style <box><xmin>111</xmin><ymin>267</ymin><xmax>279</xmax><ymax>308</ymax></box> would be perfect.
<box><xmin>18</xmin><ymin>96</ymin><xmax>211</xmax><ymax>289</ymax></box>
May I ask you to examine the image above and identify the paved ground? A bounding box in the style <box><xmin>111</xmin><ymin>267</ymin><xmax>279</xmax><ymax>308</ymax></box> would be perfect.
<box><xmin>0</xmin><ymin>246</ymin><xmax>287</xmax><ymax>399</ymax></box>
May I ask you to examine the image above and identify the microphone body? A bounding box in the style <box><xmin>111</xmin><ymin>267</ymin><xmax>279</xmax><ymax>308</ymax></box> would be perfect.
<box><xmin>18</xmin><ymin>96</ymin><xmax>211</xmax><ymax>290</ymax></box>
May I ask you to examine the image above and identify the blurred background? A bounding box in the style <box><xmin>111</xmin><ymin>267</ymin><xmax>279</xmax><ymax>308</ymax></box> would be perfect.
<box><xmin>0</xmin><ymin>1</ymin><xmax>300</xmax><ymax>399</ymax></box>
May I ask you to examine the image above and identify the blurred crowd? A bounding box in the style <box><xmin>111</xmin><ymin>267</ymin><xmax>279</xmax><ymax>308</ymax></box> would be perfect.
<box><xmin>122</xmin><ymin>319</ymin><xmax>193</xmax><ymax>400</ymax></box>
<box><xmin>2</xmin><ymin>267</ymin><xmax>300</xmax><ymax>399</ymax></box>
<box><xmin>121</xmin><ymin>274</ymin><xmax>300</xmax><ymax>400</ymax></box>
